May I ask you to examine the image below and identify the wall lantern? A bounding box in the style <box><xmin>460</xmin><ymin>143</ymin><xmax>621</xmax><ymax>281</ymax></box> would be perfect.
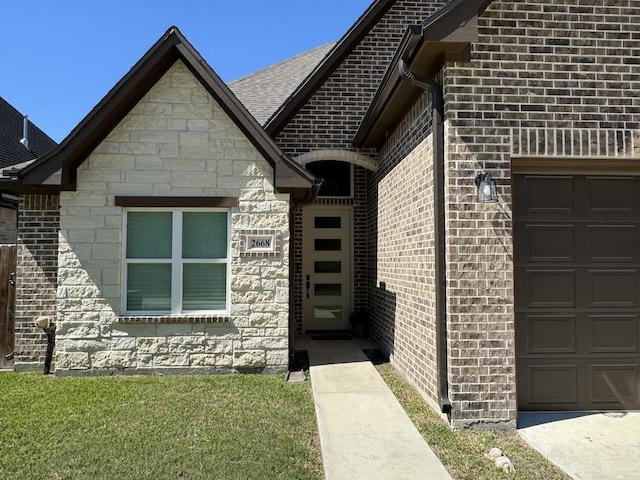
<box><xmin>474</xmin><ymin>173</ymin><xmax>498</xmax><ymax>203</ymax></box>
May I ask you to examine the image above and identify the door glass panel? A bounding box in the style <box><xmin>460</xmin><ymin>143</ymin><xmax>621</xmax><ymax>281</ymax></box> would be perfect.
<box><xmin>314</xmin><ymin>216</ymin><xmax>341</xmax><ymax>229</ymax></box>
<box><xmin>315</xmin><ymin>284</ymin><xmax>342</xmax><ymax>296</ymax></box>
<box><xmin>315</xmin><ymin>261</ymin><xmax>341</xmax><ymax>273</ymax></box>
<box><xmin>314</xmin><ymin>306</ymin><xmax>343</xmax><ymax>319</ymax></box>
<box><xmin>315</xmin><ymin>239</ymin><xmax>341</xmax><ymax>251</ymax></box>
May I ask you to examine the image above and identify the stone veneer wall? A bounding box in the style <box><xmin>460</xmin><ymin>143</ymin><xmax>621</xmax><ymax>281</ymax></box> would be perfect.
<box><xmin>14</xmin><ymin>194</ymin><xmax>59</xmax><ymax>371</ymax></box>
<box><xmin>54</xmin><ymin>60</ymin><xmax>290</xmax><ymax>375</ymax></box>
<box><xmin>0</xmin><ymin>206</ymin><xmax>17</xmax><ymax>243</ymax></box>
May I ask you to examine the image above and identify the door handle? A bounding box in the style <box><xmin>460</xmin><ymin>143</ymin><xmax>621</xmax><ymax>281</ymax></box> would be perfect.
<box><xmin>306</xmin><ymin>274</ymin><xmax>310</xmax><ymax>299</ymax></box>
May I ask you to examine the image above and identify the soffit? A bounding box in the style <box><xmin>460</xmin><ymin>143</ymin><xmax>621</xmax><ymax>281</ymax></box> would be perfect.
<box><xmin>353</xmin><ymin>0</ymin><xmax>493</xmax><ymax>148</ymax></box>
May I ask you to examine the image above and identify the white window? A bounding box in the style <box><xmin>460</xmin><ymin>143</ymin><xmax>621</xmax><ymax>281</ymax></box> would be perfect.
<box><xmin>123</xmin><ymin>209</ymin><xmax>230</xmax><ymax>314</ymax></box>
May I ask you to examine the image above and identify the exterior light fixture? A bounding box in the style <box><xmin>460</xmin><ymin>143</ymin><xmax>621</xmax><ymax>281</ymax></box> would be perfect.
<box><xmin>475</xmin><ymin>173</ymin><xmax>498</xmax><ymax>203</ymax></box>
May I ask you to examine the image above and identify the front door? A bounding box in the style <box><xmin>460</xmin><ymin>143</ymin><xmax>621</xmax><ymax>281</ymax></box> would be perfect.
<box><xmin>302</xmin><ymin>206</ymin><xmax>352</xmax><ymax>331</ymax></box>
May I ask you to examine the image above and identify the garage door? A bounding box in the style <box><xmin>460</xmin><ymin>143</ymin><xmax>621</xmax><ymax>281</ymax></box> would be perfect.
<box><xmin>515</xmin><ymin>175</ymin><xmax>640</xmax><ymax>410</ymax></box>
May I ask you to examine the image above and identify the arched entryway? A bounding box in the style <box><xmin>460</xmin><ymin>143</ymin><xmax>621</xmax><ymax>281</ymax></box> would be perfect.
<box><xmin>293</xmin><ymin>150</ymin><xmax>376</xmax><ymax>333</ymax></box>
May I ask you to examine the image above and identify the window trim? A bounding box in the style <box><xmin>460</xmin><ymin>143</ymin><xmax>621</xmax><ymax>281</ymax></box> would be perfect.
<box><xmin>306</xmin><ymin>161</ymin><xmax>354</xmax><ymax>199</ymax></box>
<box><xmin>122</xmin><ymin>207</ymin><xmax>231</xmax><ymax>316</ymax></box>
<box><xmin>115</xmin><ymin>196</ymin><xmax>238</xmax><ymax>208</ymax></box>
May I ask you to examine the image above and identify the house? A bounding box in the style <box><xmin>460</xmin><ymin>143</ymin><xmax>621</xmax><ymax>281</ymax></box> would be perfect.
<box><xmin>0</xmin><ymin>96</ymin><xmax>57</xmax><ymax>243</ymax></box>
<box><xmin>0</xmin><ymin>28</ymin><xmax>318</xmax><ymax>375</ymax></box>
<box><xmin>2</xmin><ymin>0</ymin><xmax>639</xmax><ymax>429</ymax></box>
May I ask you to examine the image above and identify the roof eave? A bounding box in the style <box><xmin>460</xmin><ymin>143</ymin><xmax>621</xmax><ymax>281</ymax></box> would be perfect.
<box><xmin>0</xmin><ymin>177</ymin><xmax>62</xmax><ymax>194</ymax></box>
<box><xmin>352</xmin><ymin>26</ymin><xmax>424</xmax><ymax>148</ymax></box>
<box><xmin>353</xmin><ymin>0</ymin><xmax>493</xmax><ymax>148</ymax></box>
<box><xmin>18</xmin><ymin>30</ymin><xmax>181</xmax><ymax>187</ymax></box>
<box><xmin>172</xmin><ymin>42</ymin><xmax>317</xmax><ymax>192</ymax></box>
<box><xmin>16</xmin><ymin>27</ymin><xmax>315</xmax><ymax>193</ymax></box>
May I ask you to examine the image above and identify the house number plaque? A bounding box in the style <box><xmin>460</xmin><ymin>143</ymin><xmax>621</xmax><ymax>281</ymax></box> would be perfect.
<box><xmin>245</xmin><ymin>234</ymin><xmax>275</xmax><ymax>253</ymax></box>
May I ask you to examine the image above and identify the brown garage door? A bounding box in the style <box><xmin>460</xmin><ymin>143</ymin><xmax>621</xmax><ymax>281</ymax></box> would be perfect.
<box><xmin>515</xmin><ymin>175</ymin><xmax>640</xmax><ymax>410</ymax></box>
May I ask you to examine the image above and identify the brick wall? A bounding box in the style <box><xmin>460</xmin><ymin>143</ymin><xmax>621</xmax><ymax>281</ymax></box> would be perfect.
<box><xmin>370</xmin><ymin>92</ymin><xmax>440</xmax><ymax>410</ymax></box>
<box><xmin>365</xmin><ymin>0</ymin><xmax>640</xmax><ymax>428</ymax></box>
<box><xmin>278</xmin><ymin>0</ymin><xmax>446</xmax><ymax>334</ymax></box>
<box><xmin>446</xmin><ymin>0</ymin><xmax>640</xmax><ymax>181</ymax></box>
<box><xmin>276</xmin><ymin>0</ymin><xmax>446</xmax><ymax>158</ymax></box>
<box><xmin>440</xmin><ymin>0</ymin><xmax>640</xmax><ymax>427</ymax></box>
<box><xmin>352</xmin><ymin>166</ymin><xmax>368</xmax><ymax>312</ymax></box>
<box><xmin>13</xmin><ymin>194</ymin><xmax>59</xmax><ymax>371</ymax></box>
<box><xmin>0</xmin><ymin>206</ymin><xmax>17</xmax><ymax>244</ymax></box>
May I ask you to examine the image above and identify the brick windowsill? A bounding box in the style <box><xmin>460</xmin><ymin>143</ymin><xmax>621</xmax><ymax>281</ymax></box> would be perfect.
<box><xmin>118</xmin><ymin>315</ymin><xmax>231</xmax><ymax>324</ymax></box>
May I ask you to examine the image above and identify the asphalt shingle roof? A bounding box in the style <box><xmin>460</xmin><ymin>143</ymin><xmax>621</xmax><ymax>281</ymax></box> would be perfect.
<box><xmin>0</xmin><ymin>96</ymin><xmax>57</xmax><ymax>170</ymax></box>
<box><xmin>229</xmin><ymin>43</ymin><xmax>335</xmax><ymax>125</ymax></box>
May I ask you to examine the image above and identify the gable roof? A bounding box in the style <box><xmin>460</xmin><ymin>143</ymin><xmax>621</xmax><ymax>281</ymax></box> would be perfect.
<box><xmin>354</xmin><ymin>0</ymin><xmax>493</xmax><ymax>147</ymax></box>
<box><xmin>0</xmin><ymin>96</ymin><xmax>57</xmax><ymax>170</ymax></box>
<box><xmin>3</xmin><ymin>27</ymin><xmax>315</xmax><ymax>197</ymax></box>
<box><xmin>229</xmin><ymin>43</ymin><xmax>335</xmax><ymax>126</ymax></box>
<box><xmin>264</xmin><ymin>0</ymin><xmax>397</xmax><ymax>137</ymax></box>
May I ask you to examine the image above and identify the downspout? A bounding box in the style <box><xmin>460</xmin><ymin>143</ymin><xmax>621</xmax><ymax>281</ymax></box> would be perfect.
<box><xmin>398</xmin><ymin>59</ymin><xmax>451</xmax><ymax>415</ymax></box>
<box><xmin>287</xmin><ymin>178</ymin><xmax>323</xmax><ymax>370</ymax></box>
